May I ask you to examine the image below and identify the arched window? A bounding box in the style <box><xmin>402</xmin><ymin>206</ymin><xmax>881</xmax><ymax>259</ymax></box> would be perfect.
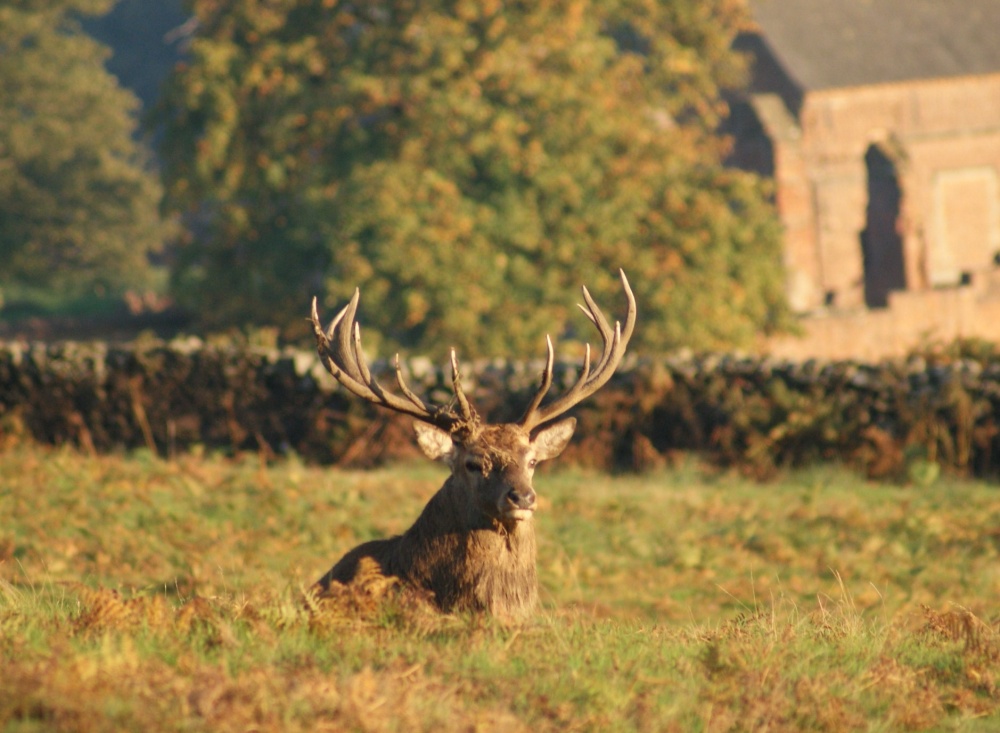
<box><xmin>861</xmin><ymin>144</ymin><xmax>906</xmax><ymax>307</ymax></box>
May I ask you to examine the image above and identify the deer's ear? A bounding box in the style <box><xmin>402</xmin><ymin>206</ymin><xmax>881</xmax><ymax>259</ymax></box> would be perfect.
<box><xmin>530</xmin><ymin>417</ymin><xmax>576</xmax><ymax>462</ymax></box>
<box><xmin>413</xmin><ymin>422</ymin><xmax>454</xmax><ymax>462</ymax></box>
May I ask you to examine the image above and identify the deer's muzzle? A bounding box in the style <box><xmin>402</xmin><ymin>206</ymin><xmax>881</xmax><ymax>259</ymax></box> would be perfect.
<box><xmin>501</xmin><ymin>485</ymin><xmax>536</xmax><ymax>521</ymax></box>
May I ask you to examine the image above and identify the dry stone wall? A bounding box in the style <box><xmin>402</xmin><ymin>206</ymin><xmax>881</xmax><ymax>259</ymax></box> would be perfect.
<box><xmin>2</xmin><ymin>338</ymin><xmax>999</xmax><ymax>479</ymax></box>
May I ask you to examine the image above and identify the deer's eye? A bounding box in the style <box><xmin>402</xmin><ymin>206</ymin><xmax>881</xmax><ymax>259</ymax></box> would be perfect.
<box><xmin>527</xmin><ymin>459</ymin><xmax>538</xmax><ymax>469</ymax></box>
<box><xmin>465</xmin><ymin>458</ymin><xmax>483</xmax><ymax>473</ymax></box>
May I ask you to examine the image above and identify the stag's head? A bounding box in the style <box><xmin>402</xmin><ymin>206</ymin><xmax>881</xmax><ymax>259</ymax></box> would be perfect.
<box><xmin>310</xmin><ymin>271</ymin><xmax>636</xmax><ymax>527</ymax></box>
<box><xmin>410</xmin><ymin>419</ymin><xmax>577</xmax><ymax>527</ymax></box>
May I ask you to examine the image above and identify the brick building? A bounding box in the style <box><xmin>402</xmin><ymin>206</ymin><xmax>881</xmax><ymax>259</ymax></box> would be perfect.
<box><xmin>731</xmin><ymin>0</ymin><xmax>1000</xmax><ymax>359</ymax></box>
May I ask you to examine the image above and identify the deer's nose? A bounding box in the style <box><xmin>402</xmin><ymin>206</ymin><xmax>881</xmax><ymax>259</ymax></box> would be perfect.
<box><xmin>507</xmin><ymin>487</ymin><xmax>536</xmax><ymax>510</ymax></box>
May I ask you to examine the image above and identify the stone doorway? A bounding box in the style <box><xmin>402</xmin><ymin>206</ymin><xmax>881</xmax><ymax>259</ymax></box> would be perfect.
<box><xmin>860</xmin><ymin>144</ymin><xmax>906</xmax><ymax>307</ymax></box>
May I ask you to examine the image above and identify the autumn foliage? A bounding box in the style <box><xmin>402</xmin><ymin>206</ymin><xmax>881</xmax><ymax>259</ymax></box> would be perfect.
<box><xmin>157</xmin><ymin>0</ymin><xmax>790</xmax><ymax>353</ymax></box>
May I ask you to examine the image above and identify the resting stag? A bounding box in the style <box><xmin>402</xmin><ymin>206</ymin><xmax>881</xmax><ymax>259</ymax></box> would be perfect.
<box><xmin>309</xmin><ymin>271</ymin><xmax>636</xmax><ymax>618</ymax></box>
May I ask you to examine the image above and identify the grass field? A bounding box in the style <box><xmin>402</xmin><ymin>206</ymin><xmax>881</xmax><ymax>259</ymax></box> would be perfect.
<box><xmin>2</xmin><ymin>443</ymin><xmax>999</xmax><ymax>731</ymax></box>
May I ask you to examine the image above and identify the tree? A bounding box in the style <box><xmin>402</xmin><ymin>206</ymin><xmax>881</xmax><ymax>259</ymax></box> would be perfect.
<box><xmin>159</xmin><ymin>0</ymin><xmax>791</xmax><ymax>354</ymax></box>
<box><xmin>0</xmin><ymin>0</ymin><xmax>167</xmax><ymax>302</ymax></box>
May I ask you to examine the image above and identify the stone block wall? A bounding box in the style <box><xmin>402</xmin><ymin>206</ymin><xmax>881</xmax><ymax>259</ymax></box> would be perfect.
<box><xmin>747</xmin><ymin>72</ymin><xmax>1000</xmax><ymax>360</ymax></box>
<box><xmin>778</xmin><ymin>73</ymin><xmax>1000</xmax><ymax>312</ymax></box>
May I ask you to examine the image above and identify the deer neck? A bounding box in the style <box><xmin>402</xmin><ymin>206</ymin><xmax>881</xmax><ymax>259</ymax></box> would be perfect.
<box><xmin>384</xmin><ymin>474</ymin><xmax>538</xmax><ymax>617</ymax></box>
<box><xmin>404</xmin><ymin>474</ymin><xmax>538</xmax><ymax>562</ymax></box>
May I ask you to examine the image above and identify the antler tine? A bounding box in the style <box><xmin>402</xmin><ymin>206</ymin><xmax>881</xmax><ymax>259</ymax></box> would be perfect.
<box><xmin>616</xmin><ymin>269</ymin><xmax>637</xmax><ymax>345</ymax></box>
<box><xmin>349</xmin><ymin>322</ymin><xmax>400</xmax><ymax>408</ymax></box>
<box><xmin>319</xmin><ymin>296</ymin><xmax>349</xmax><ymax>341</ymax></box>
<box><xmin>310</xmin><ymin>292</ymin><xmax>476</xmax><ymax>430</ymax></box>
<box><xmin>310</xmin><ymin>296</ymin><xmax>371</xmax><ymax>400</ymax></box>
<box><xmin>352</xmin><ymin>322</ymin><xmax>374</xmax><ymax>385</ymax></box>
<box><xmin>578</xmin><ymin>286</ymin><xmax>617</xmax><ymax>375</ymax></box>
<box><xmin>519</xmin><ymin>270</ymin><xmax>636</xmax><ymax>432</ymax></box>
<box><xmin>579</xmin><ymin>270</ymin><xmax>635</xmax><ymax>374</ymax></box>
<box><xmin>393</xmin><ymin>354</ymin><xmax>429</xmax><ymax>412</ymax></box>
<box><xmin>333</xmin><ymin>289</ymin><xmax>366</xmax><ymax>384</ymax></box>
<box><xmin>518</xmin><ymin>335</ymin><xmax>556</xmax><ymax>422</ymax></box>
<box><xmin>450</xmin><ymin>349</ymin><xmax>476</xmax><ymax>423</ymax></box>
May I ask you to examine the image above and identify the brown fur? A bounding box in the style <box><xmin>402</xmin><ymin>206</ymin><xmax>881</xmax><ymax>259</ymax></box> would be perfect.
<box><xmin>316</xmin><ymin>420</ymin><xmax>575</xmax><ymax>619</ymax></box>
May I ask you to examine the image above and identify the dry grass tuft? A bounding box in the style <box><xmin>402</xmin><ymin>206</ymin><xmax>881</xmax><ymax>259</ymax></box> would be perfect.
<box><xmin>921</xmin><ymin>604</ymin><xmax>1000</xmax><ymax>660</ymax></box>
<box><xmin>301</xmin><ymin>558</ymin><xmax>456</xmax><ymax>638</ymax></box>
<box><xmin>69</xmin><ymin>584</ymin><xmax>240</xmax><ymax>649</ymax></box>
<box><xmin>72</xmin><ymin>584</ymin><xmax>175</xmax><ymax>634</ymax></box>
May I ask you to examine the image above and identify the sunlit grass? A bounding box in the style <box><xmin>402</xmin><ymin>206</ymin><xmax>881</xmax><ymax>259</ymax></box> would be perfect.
<box><xmin>1</xmin><ymin>443</ymin><xmax>999</xmax><ymax>731</ymax></box>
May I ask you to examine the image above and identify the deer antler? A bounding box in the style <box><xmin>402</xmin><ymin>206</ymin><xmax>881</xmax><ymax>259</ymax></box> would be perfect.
<box><xmin>310</xmin><ymin>290</ymin><xmax>478</xmax><ymax>433</ymax></box>
<box><xmin>518</xmin><ymin>269</ymin><xmax>636</xmax><ymax>432</ymax></box>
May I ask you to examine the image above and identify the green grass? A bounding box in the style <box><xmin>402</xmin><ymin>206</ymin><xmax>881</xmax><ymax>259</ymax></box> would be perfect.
<box><xmin>1</xmin><ymin>443</ymin><xmax>999</xmax><ymax>731</ymax></box>
<box><xmin>0</xmin><ymin>271</ymin><xmax>170</xmax><ymax>320</ymax></box>
<box><xmin>0</xmin><ymin>284</ymin><xmax>124</xmax><ymax>321</ymax></box>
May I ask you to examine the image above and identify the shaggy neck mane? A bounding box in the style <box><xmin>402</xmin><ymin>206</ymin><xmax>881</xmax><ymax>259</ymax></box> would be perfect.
<box><xmin>385</xmin><ymin>475</ymin><xmax>539</xmax><ymax>617</ymax></box>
